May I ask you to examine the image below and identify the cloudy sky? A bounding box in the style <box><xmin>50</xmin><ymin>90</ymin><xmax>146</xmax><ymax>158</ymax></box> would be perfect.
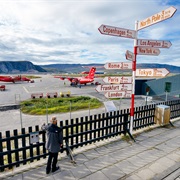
<box><xmin>0</xmin><ymin>0</ymin><xmax>179</xmax><ymax>66</ymax></box>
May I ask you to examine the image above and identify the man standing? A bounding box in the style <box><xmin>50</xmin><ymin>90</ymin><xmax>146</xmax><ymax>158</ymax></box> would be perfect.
<box><xmin>42</xmin><ymin>116</ymin><xmax>63</xmax><ymax>174</ymax></box>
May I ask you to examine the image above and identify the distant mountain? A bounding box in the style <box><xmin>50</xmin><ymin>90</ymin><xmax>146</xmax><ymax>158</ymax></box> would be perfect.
<box><xmin>0</xmin><ymin>61</ymin><xmax>47</xmax><ymax>74</ymax></box>
<box><xmin>41</xmin><ymin>63</ymin><xmax>102</xmax><ymax>73</ymax></box>
<box><xmin>42</xmin><ymin>63</ymin><xmax>180</xmax><ymax>73</ymax></box>
<box><xmin>0</xmin><ymin>61</ymin><xmax>179</xmax><ymax>74</ymax></box>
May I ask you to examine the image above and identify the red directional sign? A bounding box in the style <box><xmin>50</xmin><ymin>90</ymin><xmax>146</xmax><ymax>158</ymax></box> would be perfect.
<box><xmin>96</xmin><ymin>84</ymin><xmax>132</xmax><ymax>92</ymax></box>
<box><xmin>126</xmin><ymin>50</ymin><xmax>134</xmax><ymax>61</ymax></box>
<box><xmin>137</xmin><ymin>47</ymin><xmax>160</xmax><ymax>56</ymax></box>
<box><xmin>98</xmin><ymin>24</ymin><xmax>136</xmax><ymax>39</ymax></box>
<box><xmin>136</xmin><ymin>68</ymin><xmax>169</xmax><ymax>77</ymax></box>
<box><xmin>137</xmin><ymin>39</ymin><xmax>172</xmax><ymax>48</ymax></box>
<box><xmin>104</xmin><ymin>62</ymin><xmax>132</xmax><ymax>70</ymax></box>
<box><xmin>103</xmin><ymin>76</ymin><xmax>132</xmax><ymax>84</ymax></box>
<box><xmin>137</xmin><ymin>6</ymin><xmax>177</xmax><ymax>30</ymax></box>
<box><xmin>105</xmin><ymin>91</ymin><xmax>131</xmax><ymax>98</ymax></box>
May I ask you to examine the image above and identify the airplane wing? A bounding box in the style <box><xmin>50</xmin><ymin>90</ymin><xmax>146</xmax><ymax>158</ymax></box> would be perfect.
<box><xmin>21</xmin><ymin>76</ymin><xmax>31</xmax><ymax>82</ymax></box>
<box><xmin>54</xmin><ymin>76</ymin><xmax>66</xmax><ymax>80</ymax></box>
<box><xmin>54</xmin><ymin>76</ymin><xmax>78</xmax><ymax>82</ymax></box>
<box><xmin>0</xmin><ymin>75</ymin><xmax>32</xmax><ymax>83</ymax></box>
<box><xmin>0</xmin><ymin>76</ymin><xmax>20</xmax><ymax>83</ymax></box>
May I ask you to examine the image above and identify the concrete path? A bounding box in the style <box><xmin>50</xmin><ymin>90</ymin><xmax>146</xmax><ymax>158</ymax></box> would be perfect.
<box><xmin>0</xmin><ymin>119</ymin><xmax>180</xmax><ymax>180</ymax></box>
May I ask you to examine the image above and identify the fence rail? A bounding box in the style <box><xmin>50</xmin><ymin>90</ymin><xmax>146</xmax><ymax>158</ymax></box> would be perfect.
<box><xmin>0</xmin><ymin>99</ymin><xmax>180</xmax><ymax>172</ymax></box>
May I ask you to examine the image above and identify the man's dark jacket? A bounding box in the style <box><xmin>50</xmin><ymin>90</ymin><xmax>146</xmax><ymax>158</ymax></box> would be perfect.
<box><xmin>42</xmin><ymin>124</ymin><xmax>63</xmax><ymax>153</ymax></box>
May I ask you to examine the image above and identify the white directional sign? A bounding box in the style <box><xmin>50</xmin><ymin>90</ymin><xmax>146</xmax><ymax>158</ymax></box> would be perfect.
<box><xmin>137</xmin><ymin>47</ymin><xmax>160</xmax><ymax>56</ymax></box>
<box><xmin>98</xmin><ymin>24</ymin><xmax>136</xmax><ymax>39</ymax></box>
<box><xmin>104</xmin><ymin>62</ymin><xmax>132</xmax><ymax>70</ymax></box>
<box><xmin>137</xmin><ymin>39</ymin><xmax>172</xmax><ymax>48</ymax></box>
<box><xmin>103</xmin><ymin>76</ymin><xmax>132</xmax><ymax>84</ymax></box>
<box><xmin>125</xmin><ymin>50</ymin><xmax>134</xmax><ymax>61</ymax></box>
<box><xmin>136</xmin><ymin>68</ymin><xmax>169</xmax><ymax>77</ymax></box>
<box><xmin>96</xmin><ymin>84</ymin><xmax>132</xmax><ymax>92</ymax></box>
<box><xmin>137</xmin><ymin>6</ymin><xmax>177</xmax><ymax>30</ymax></box>
<box><xmin>105</xmin><ymin>91</ymin><xmax>132</xmax><ymax>98</ymax></box>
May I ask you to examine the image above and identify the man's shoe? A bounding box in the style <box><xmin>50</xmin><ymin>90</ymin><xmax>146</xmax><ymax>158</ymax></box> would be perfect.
<box><xmin>46</xmin><ymin>169</ymin><xmax>51</xmax><ymax>174</ymax></box>
<box><xmin>52</xmin><ymin>166</ymin><xmax>60</xmax><ymax>173</ymax></box>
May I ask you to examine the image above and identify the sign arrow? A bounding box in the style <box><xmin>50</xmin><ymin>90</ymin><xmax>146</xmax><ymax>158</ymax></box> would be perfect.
<box><xmin>104</xmin><ymin>91</ymin><xmax>132</xmax><ymax>98</ymax></box>
<box><xmin>136</xmin><ymin>68</ymin><xmax>169</xmax><ymax>77</ymax></box>
<box><xmin>96</xmin><ymin>84</ymin><xmax>132</xmax><ymax>92</ymax></box>
<box><xmin>137</xmin><ymin>39</ymin><xmax>172</xmax><ymax>48</ymax></box>
<box><xmin>103</xmin><ymin>76</ymin><xmax>132</xmax><ymax>84</ymax></box>
<box><xmin>104</xmin><ymin>62</ymin><xmax>132</xmax><ymax>70</ymax></box>
<box><xmin>137</xmin><ymin>6</ymin><xmax>177</xmax><ymax>30</ymax></box>
<box><xmin>125</xmin><ymin>50</ymin><xmax>134</xmax><ymax>61</ymax></box>
<box><xmin>98</xmin><ymin>24</ymin><xmax>136</xmax><ymax>39</ymax></box>
<box><xmin>137</xmin><ymin>47</ymin><xmax>160</xmax><ymax>56</ymax></box>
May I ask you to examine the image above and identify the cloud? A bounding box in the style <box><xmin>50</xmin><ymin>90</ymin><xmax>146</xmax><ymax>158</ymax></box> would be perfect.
<box><xmin>0</xmin><ymin>0</ymin><xmax>179</xmax><ymax>66</ymax></box>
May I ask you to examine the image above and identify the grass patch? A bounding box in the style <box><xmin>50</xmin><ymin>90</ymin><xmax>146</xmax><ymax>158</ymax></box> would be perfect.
<box><xmin>20</xmin><ymin>96</ymin><xmax>103</xmax><ymax>115</ymax></box>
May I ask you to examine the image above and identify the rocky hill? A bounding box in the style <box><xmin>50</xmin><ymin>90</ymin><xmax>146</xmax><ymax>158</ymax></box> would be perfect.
<box><xmin>42</xmin><ymin>63</ymin><xmax>180</xmax><ymax>74</ymax></box>
<box><xmin>0</xmin><ymin>61</ymin><xmax>179</xmax><ymax>74</ymax></box>
<box><xmin>0</xmin><ymin>61</ymin><xmax>46</xmax><ymax>73</ymax></box>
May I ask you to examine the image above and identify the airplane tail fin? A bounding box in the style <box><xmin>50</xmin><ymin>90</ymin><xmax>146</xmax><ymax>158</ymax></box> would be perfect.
<box><xmin>85</xmin><ymin>67</ymin><xmax>96</xmax><ymax>79</ymax></box>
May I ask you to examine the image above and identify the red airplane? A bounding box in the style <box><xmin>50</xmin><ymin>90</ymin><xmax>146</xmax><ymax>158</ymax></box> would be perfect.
<box><xmin>0</xmin><ymin>75</ymin><xmax>33</xmax><ymax>83</ymax></box>
<box><xmin>55</xmin><ymin>67</ymin><xmax>97</xmax><ymax>86</ymax></box>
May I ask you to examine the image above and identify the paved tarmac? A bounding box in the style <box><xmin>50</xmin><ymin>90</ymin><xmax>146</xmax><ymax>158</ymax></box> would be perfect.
<box><xmin>0</xmin><ymin>74</ymin><xmax>165</xmax><ymax>134</ymax></box>
<box><xmin>0</xmin><ymin>118</ymin><xmax>179</xmax><ymax>180</ymax></box>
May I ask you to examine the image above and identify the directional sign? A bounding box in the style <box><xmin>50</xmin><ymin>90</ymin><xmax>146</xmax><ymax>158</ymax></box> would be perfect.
<box><xmin>136</xmin><ymin>68</ymin><xmax>169</xmax><ymax>77</ymax></box>
<box><xmin>137</xmin><ymin>39</ymin><xmax>172</xmax><ymax>48</ymax></box>
<box><xmin>96</xmin><ymin>84</ymin><xmax>132</xmax><ymax>92</ymax></box>
<box><xmin>125</xmin><ymin>50</ymin><xmax>134</xmax><ymax>61</ymax></box>
<box><xmin>105</xmin><ymin>91</ymin><xmax>131</xmax><ymax>98</ymax></box>
<box><xmin>104</xmin><ymin>62</ymin><xmax>132</xmax><ymax>70</ymax></box>
<box><xmin>137</xmin><ymin>47</ymin><xmax>160</xmax><ymax>56</ymax></box>
<box><xmin>137</xmin><ymin>6</ymin><xmax>177</xmax><ymax>30</ymax></box>
<box><xmin>103</xmin><ymin>76</ymin><xmax>132</xmax><ymax>84</ymax></box>
<box><xmin>98</xmin><ymin>24</ymin><xmax>136</xmax><ymax>39</ymax></box>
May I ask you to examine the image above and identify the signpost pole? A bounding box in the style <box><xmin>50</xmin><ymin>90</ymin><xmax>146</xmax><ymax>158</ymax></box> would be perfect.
<box><xmin>130</xmin><ymin>21</ymin><xmax>138</xmax><ymax>134</ymax></box>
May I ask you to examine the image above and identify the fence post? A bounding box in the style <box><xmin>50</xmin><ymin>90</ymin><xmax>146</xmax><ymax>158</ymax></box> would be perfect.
<box><xmin>14</xmin><ymin>129</ymin><xmax>20</xmax><ymax>167</ymax></box>
<box><xmin>123</xmin><ymin>114</ymin><xmax>128</xmax><ymax>136</ymax></box>
<box><xmin>6</xmin><ymin>131</ymin><xmax>13</xmax><ymax>169</ymax></box>
<box><xmin>35</xmin><ymin>126</ymin><xmax>40</xmax><ymax>161</ymax></box>
<box><xmin>123</xmin><ymin>113</ymin><xmax>136</xmax><ymax>142</ymax></box>
<box><xmin>21</xmin><ymin>128</ymin><xmax>27</xmax><ymax>165</ymax></box>
<box><xmin>0</xmin><ymin>132</ymin><xmax>4</xmax><ymax>172</ymax></box>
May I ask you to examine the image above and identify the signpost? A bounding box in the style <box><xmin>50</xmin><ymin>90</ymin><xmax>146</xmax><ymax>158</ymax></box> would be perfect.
<box><xmin>104</xmin><ymin>62</ymin><xmax>132</xmax><ymax>70</ymax></box>
<box><xmin>136</xmin><ymin>68</ymin><xmax>169</xmax><ymax>77</ymax></box>
<box><xmin>96</xmin><ymin>84</ymin><xmax>132</xmax><ymax>92</ymax></box>
<box><xmin>103</xmin><ymin>76</ymin><xmax>132</xmax><ymax>84</ymax></box>
<box><xmin>137</xmin><ymin>47</ymin><xmax>160</xmax><ymax>56</ymax></box>
<box><xmin>137</xmin><ymin>6</ymin><xmax>177</xmax><ymax>30</ymax></box>
<box><xmin>98</xmin><ymin>6</ymin><xmax>177</xmax><ymax>137</ymax></box>
<box><xmin>98</xmin><ymin>24</ymin><xmax>136</xmax><ymax>39</ymax></box>
<box><xmin>126</xmin><ymin>50</ymin><xmax>134</xmax><ymax>61</ymax></box>
<box><xmin>137</xmin><ymin>39</ymin><xmax>172</xmax><ymax>48</ymax></box>
<box><xmin>104</xmin><ymin>91</ymin><xmax>131</xmax><ymax>98</ymax></box>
